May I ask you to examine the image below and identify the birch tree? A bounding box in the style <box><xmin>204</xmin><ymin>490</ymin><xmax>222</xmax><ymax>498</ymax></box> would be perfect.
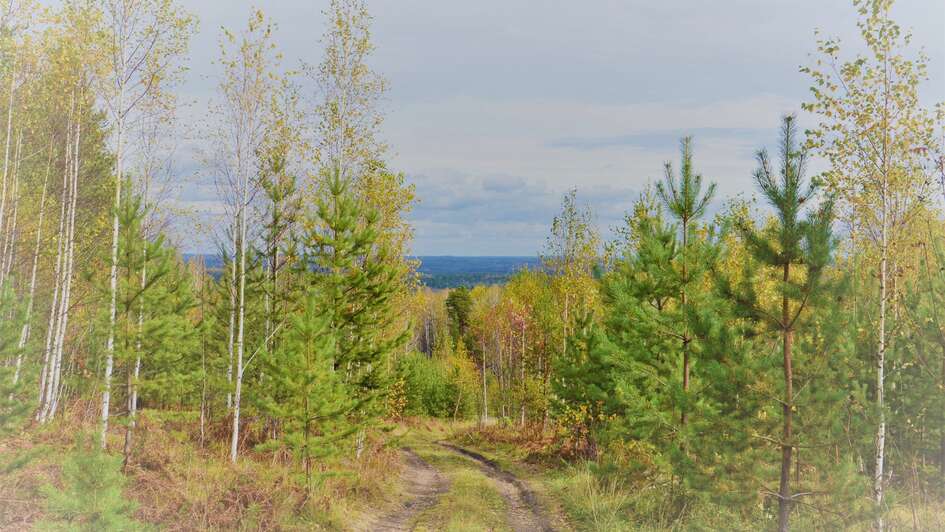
<box><xmin>35</xmin><ymin>4</ymin><xmax>98</xmax><ymax>422</ymax></box>
<box><xmin>803</xmin><ymin>1</ymin><xmax>939</xmax><ymax>526</ymax></box>
<box><xmin>37</xmin><ymin>93</ymin><xmax>81</xmax><ymax>424</ymax></box>
<box><xmin>7</xmin><ymin>16</ymin><xmax>57</xmax><ymax>395</ymax></box>
<box><xmin>257</xmin><ymin>79</ymin><xmax>303</xmax><ymax>372</ymax></box>
<box><xmin>11</xmin><ymin>141</ymin><xmax>50</xmax><ymax>388</ymax></box>
<box><xmin>542</xmin><ymin>189</ymin><xmax>600</xmax><ymax>366</ymax></box>
<box><xmin>309</xmin><ymin>0</ymin><xmax>416</xmax><ymax>304</ymax></box>
<box><xmin>122</xmin><ymin>106</ymin><xmax>177</xmax><ymax>466</ymax></box>
<box><xmin>309</xmin><ymin>0</ymin><xmax>386</xmax><ymax>180</ymax></box>
<box><xmin>95</xmin><ymin>0</ymin><xmax>193</xmax><ymax>448</ymax></box>
<box><xmin>209</xmin><ymin>9</ymin><xmax>278</xmax><ymax>464</ymax></box>
<box><xmin>0</xmin><ymin>0</ymin><xmax>38</xmax><ymax>285</ymax></box>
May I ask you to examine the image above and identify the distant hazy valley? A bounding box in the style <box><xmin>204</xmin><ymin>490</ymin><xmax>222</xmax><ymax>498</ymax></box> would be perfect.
<box><xmin>185</xmin><ymin>254</ymin><xmax>542</xmax><ymax>288</ymax></box>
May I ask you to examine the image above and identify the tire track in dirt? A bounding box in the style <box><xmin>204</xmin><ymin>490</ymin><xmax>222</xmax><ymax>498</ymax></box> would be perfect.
<box><xmin>365</xmin><ymin>447</ymin><xmax>449</xmax><ymax>531</ymax></box>
<box><xmin>438</xmin><ymin>442</ymin><xmax>555</xmax><ymax>532</ymax></box>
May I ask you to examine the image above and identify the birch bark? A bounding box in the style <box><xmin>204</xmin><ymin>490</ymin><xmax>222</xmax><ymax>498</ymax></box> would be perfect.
<box><xmin>11</xmin><ymin>144</ymin><xmax>50</xmax><ymax>387</ymax></box>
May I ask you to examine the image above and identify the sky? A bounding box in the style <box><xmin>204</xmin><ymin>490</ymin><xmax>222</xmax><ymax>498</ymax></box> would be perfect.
<box><xmin>169</xmin><ymin>0</ymin><xmax>945</xmax><ymax>256</ymax></box>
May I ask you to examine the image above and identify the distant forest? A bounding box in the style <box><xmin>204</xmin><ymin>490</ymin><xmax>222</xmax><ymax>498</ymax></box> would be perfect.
<box><xmin>185</xmin><ymin>254</ymin><xmax>542</xmax><ymax>288</ymax></box>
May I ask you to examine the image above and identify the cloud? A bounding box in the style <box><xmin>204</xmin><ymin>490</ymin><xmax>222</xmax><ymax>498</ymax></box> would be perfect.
<box><xmin>546</xmin><ymin>127</ymin><xmax>770</xmax><ymax>151</ymax></box>
<box><xmin>406</xmin><ymin>170</ymin><xmax>641</xmax><ymax>255</ymax></box>
<box><xmin>389</xmin><ymin>94</ymin><xmax>797</xmax><ymax>254</ymax></box>
<box><xmin>165</xmin><ymin>0</ymin><xmax>943</xmax><ymax>255</ymax></box>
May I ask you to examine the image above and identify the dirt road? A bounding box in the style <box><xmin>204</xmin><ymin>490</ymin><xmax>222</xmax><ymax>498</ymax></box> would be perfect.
<box><xmin>363</xmin><ymin>441</ymin><xmax>557</xmax><ymax>531</ymax></box>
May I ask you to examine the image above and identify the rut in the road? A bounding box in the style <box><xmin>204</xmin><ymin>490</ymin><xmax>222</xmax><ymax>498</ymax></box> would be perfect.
<box><xmin>439</xmin><ymin>442</ymin><xmax>555</xmax><ymax>532</ymax></box>
<box><xmin>366</xmin><ymin>447</ymin><xmax>449</xmax><ymax>531</ymax></box>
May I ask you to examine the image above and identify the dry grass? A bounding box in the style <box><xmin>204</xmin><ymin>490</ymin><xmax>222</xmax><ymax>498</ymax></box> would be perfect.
<box><xmin>0</xmin><ymin>410</ymin><xmax>405</xmax><ymax>531</ymax></box>
<box><xmin>453</xmin><ymin>423</ymin><xmax>559</xmax><ymax>466</ymax></box>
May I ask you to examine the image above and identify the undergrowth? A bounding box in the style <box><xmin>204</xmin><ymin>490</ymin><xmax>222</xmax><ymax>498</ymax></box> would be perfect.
<box><xmin>0</xmin><ymin>410</ymin><xmax>403</xmax><ymax>530</ymax></box>
<box><xmin>449</xmin><ymin>423</ymin><xmax>945</xmax><ymax>531</ymax></box>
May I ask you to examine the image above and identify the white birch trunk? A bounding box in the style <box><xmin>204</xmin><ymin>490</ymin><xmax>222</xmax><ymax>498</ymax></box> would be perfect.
<box><xmin>2</xmin><ymin>131</ymin><xmax>22</xmax><ymax>284</ymax></box>
<box><xmin>10</xmin><ymin>142</ymin><xmax>48</xmax><ymax>388</ymax></box>
<box><xmin>42</xmin><ymin>118</ymin><xmax>80</xmax><ymax>423</ymax></box>
<box><xmin>37</xmin><ymin>118</ymin><xmax>72</xmax><ymax>419</ymax></box>
<box><xmin>0</xmin><ymin>57</ymin><xmax>15</xmax><ymax>262</ymax></box>
<box><xmin>124</xmin><ymin>169</ymin><xmax>150</xmax><ymax>464</ymax></box>
<box><xmin>102</xmin><ymin>96</ymin><xmax>124</xmax><ymax>448</ymax></box>
<box><xmin>40</xmin><ymin>121</ymin><xmax>81</xmax><ymax>423</ymax></box>
<box><xmin>229</xmin><ymin>197</ymin><xmax>247</xmax><ymax>464</ymax></box>
<box><xmin>874</xmin><ymin>178</ymin><xmax>888</xmax><ymax>531</ymax></box>
<box><xmin>46</xmin><ymin>122</ymin><xmax>81</xmax><ymax>421</ymax></box>
<box><xmin>226</xmin><ymin>245</ymin><xmax>235</xmax><ymax>410</ymax></box>
<box><xmin>873</xmin><ymin>51</ymin><xmax>893</xmax><ymax>531</ymax></box>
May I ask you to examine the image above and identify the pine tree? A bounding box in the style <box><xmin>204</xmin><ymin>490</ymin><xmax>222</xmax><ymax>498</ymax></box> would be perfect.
<box><xmin>655</xmin><ymin>137</ymin><xmax>717</xmax><ymax>426</ymax></box>
<box><xmin>38</xmin><ymin>436</ymin><xmax>142</xmax><ymax>531</ymax></box>
<box><xmin>298</xmin><ymin>167</ymin><xmax>407</xmax><ymax>453</ymax></box>
<box><xmin>551</xmin><ymin>312</ymin><xmax>617</xmax><ymax>458</ymax></box>
<box><xmin>258</xmin><ymin>289</ymin><xmax>355</xmax><ymax>490</ymax></box>
<box><xmin>600</xmin><ymin>199</ymin><xmax>749</xmax><ymax>509</ymax></box>
<box><xmin>726</xmin><ymin>115</ymin><xmax>836</xmax><ymax>532</ymax></box>
<box><xmin>108</xmin><ymin>181</ymin><xmax>197</xmax><ymax>465</ymax></box>
<box><xmin>599</xmin><ymin>209</ymin><xmax>681</xmax><ymax>460</ymax></box>
<box><xmin>446</xmin><ymin>287</ymin><xmax>472</xmax><ymax>347</ymax></box>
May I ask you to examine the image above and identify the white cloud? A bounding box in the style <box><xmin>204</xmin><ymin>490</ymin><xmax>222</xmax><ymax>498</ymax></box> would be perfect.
<box><xmin>394</xmin><ymin>94</ymin><xmax>800</xmax><ymax>254</ymax></box>
<box><xmin>169</xmin><ymin>0</ymin><xmax>943</xmax><ymax>255</ymax></box>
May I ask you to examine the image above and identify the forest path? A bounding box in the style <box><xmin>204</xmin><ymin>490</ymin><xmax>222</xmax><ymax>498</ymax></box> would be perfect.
<box><xmin>363</xmin><ymin>447</ymin><xmax>450</xmax><ymax>531</ymax></box>
<box><xmin>358</xmin><ymin>423</ymin><xmax>560</xmax><ymax>531</ymax></box>
<box><xmin>437</xmin><ymin>442</ymin><xmax>556</xmax><ymax>532</ymax></box>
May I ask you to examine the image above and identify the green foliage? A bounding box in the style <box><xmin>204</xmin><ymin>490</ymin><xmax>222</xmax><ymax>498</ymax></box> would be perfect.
<box><xmin>722</xmin><ymin>116</ymin><xmax>864</xmax><ymax>527</ymax></box>
<box><xmin>256</xmin><ymin>112</ymin><xmax>303</xmax><ymax>356</ymax></box>
<box><xmin>2</xmin><ymin>1</ymin><xmax>944</xmax><ymax>529</ymax></box>
<box><xmin>445</xmin><ymin>287</ymin><xmax>472</xmax><ymax>346</ymax></box>
<box><xmin>111</xmin><ymin>182</ymin><xmax>199</xmax><ymax>408</ymax></box>
<box><xmin>446</xmin><ymin>340</ymin><xmax>481</xmax><ymax>419</ymax></box>
<box><xmin>655</xmin><ymin>136</ymin><xmax>717</xmax><ymax>228</ymax></box>
<box><xmin>395</xmin><ymin>352</ymin><xmax>455</xmax><ymax>417</ymax></box>
<box><xmin>735</xmin><ymin>117</ymin><xmax>834</xmax><ymax>289</ymax></box>
<box><xmin>297</xmin><ymin>167</ymin><xmax>408</xmax><ymax>425</ymax></box>
<box><xmin>38</xmin><ymin>436</ymin><xmax>142</xmax><ymax>532</ymax></box>
<box><xmin>0</xmin><ymin>281</ymin><xmax>28</xmax><ymax>437</ymax></box>
<box><xmin>395</xmin><ymin>340</ymin><xmax>479</xmax><ymax>419</ymax></box>
<box><xmin>654</xmin><ymin>135</ymin><xmax>719</xmax><ymax>426</ymax></box>
<box><xmin>551</xmin><ymin>313</ymin><xmax>618</xmax><ymax>455</ymax></box>
<box><xmin>899</xmin><ymin>232</ymin><xmax>945</xmax><ymax>499</ymax></box>
<box><xmin>258</xmin><ymin>289</ymin><xmax>355</xmax><ymax>485</ymax></box>
<box><xmin>598</xmin><ymin>197</ymin><xmax>765</xmax><ymax>510</ymax></box>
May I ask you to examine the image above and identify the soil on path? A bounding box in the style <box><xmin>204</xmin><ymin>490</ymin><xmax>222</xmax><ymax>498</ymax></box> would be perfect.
<box><xmin>438</xmin><ymin>442</ymin><xmax>556</xmax><ymax>532</ymax></box>
<box><xmin>363</xmin><ymin>447</ymin><xmax>449</xmax><ymax>531</ymax></box>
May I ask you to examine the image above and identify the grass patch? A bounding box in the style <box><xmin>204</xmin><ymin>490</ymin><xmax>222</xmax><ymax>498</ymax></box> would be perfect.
<box><xmin>546</xmin><ymin>462</ymin><xmax>634</xmax><ymax>532</ymax></box>
<box><xmin>410</xmin><ymin>444</ymin><xmax>509</xmax><ymax>531</ymax></box>
<box><xmin>0</xmin><ymin>411</ymin><xmax>406</xmax><ymax>531</ymax></box>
